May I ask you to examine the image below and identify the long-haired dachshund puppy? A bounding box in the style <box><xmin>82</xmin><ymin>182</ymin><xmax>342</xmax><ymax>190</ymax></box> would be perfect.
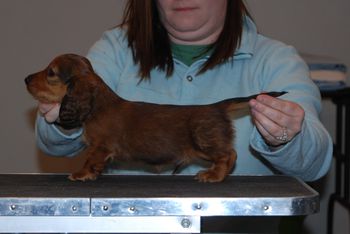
<box><xmin>25</xmin><ymin>54</ymin><xmax>285</xmax><ymax>182</ymax></box>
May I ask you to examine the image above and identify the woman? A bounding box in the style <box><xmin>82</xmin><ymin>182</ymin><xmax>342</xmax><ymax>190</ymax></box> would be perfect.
<box><xmin>36</xmin><ymin>0</ymin><xmax>332</xmax><ymax>181</ymax></box>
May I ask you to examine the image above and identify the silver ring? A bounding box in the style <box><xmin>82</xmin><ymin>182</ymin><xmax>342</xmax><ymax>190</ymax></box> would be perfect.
<box><xmin>276</xmin><ymin>127</ymin><xmax>288</xmax><ymax>142</ymax></box>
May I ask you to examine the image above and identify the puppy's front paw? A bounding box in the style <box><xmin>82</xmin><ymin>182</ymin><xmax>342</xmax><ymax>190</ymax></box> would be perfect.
<box><xmin>195</xmin><ymin>170</ymin><xmax>226</xmax><ymax>183</ymax></box>
<box><xmin>68</xmin><ymin>170</ymin><xmax>98</xmax><ymax>181</ymax></box>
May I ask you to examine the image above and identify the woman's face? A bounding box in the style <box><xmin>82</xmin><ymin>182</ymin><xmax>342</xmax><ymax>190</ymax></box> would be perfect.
<box><xmin>156</xmin><ymin>0</ymin><xmax>227</xmax><ymax>45</ymax></box>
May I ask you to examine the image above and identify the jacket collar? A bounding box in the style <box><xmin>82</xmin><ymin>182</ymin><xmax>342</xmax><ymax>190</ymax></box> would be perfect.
<box><xmin>233</xmin><ymin>16</ymin><xmax>257</xmax><ymax>59</ymax></box>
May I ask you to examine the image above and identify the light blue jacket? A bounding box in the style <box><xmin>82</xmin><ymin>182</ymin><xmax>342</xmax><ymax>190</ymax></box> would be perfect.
<box><xmin>36</xmin><ymin>17</ymin><xmax>333</xmax><ymax>181</ymax></box>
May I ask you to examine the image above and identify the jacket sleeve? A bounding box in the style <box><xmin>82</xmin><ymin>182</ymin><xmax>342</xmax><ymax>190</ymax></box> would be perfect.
<box><xmin>35</xmin><ymin>115</ymin><xmax>85</xmax><ymax>157</ymax></box>
<box><xmin>249</xmin><ymin>41</ymin><xmax>333</xmax><ymax>181</ymax></box>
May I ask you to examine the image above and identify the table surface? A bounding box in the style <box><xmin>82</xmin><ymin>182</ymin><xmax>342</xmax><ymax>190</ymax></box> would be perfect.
<box><xmin>0</xmin><ymin>174</ymin><xmax>312</xmax><ymax>198</ymax></box>
<box><xmin>0</xmin><ymin>174</ymin><xmax>318</xmax><ymax>217</ymax></box>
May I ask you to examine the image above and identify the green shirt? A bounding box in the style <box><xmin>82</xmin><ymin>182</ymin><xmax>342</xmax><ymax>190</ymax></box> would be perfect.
<box><xmin>171</xmin><ymin>43</ymin><xmax>212</xmax><ymax>66</ymax></box>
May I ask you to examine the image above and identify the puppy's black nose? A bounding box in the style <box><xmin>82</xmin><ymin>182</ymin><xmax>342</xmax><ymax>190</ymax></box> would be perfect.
<box><xmin>25</xmin><ymin>75</ymin><xmax>33</xmax><ymax>85</ymax></box>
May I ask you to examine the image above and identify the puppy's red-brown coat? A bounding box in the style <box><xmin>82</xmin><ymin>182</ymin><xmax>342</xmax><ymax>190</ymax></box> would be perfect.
<box><xmin>25</xmin><ymin>54</ymin><xmax>285</xmax><ymax>182</ymax></box>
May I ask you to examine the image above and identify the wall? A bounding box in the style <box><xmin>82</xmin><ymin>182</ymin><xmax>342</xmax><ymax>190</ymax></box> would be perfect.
<box><xmin>0</xmin><ymin>0</ymin><xmax>126</xmax><ymax>173</ymax></box>
<box><xmin>0</xmin><ymin>0</ymin><xmax>349</xmax><ymax>233</ymax></box>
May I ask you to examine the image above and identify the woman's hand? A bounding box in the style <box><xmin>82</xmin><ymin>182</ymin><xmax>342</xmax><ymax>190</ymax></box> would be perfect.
<box><xmin>249</xmin><ymin>94</ymin><xmax>305</xmax><ymax>147</ymax></box>
<box><xmin>38</xmin><ymin>102</ymin><xmax>61</xmax><ymax>123</ymax></box>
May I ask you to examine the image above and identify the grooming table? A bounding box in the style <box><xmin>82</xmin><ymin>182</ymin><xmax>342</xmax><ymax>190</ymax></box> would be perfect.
<box><xmin>0</xmin><ymin>174</ymin><xmax>318</xmax><ymax>233</ymax></box>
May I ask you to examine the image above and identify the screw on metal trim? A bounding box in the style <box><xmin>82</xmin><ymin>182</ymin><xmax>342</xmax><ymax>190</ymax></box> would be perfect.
<box><xmin>194</xmin><ymin>203</ymin><xmax>202</xmax><ymax>210</ymax></box>
<box><xmin>263</xmin><ymin>205</ymin><xmax>270</xmax><ymax>211</ymax></box>
<box><xmin>102</xmin><ymin>205</ymin><xmax>109</xmax><ymax>211</ymax></box>
<box><xmin>9</xmin><ymin>205</ymin><xmax>16</xmax><ymax>210</ymax></box>
<box><xmin>71</xmin><ymin>205</ymin><xmax>78</xmax><ymax>212</ymax></box>
<box><xmin>129</xmin><ymin>206</ymin><xmax>136</xmax><ymax>212</ymax></box>
<box><xmin>181</xmin><ymin>218</ymin><xmax>192</xmax><ymax>228</ymax></box>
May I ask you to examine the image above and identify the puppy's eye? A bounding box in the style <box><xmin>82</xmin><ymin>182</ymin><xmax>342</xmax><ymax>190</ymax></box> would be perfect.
<box><xmin>47</xmin><ymin>68</ymin><xmax>55</xmax><ymax>77</ymax></box>
<box><xmin>47</xmin><ymin>68</ymin><xmax>61</xmax><ymax>85</ymax></box>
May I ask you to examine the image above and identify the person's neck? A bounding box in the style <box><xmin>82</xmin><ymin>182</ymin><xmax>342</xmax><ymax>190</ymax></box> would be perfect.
<box><xmin>168</xmin><ymin>26</ymin><xmax>223</xmax><ymax>45</ymax></box>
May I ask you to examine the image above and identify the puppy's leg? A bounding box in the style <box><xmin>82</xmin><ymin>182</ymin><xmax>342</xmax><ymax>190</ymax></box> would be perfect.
<box><xmin>69</xmin><ymin>147</ymin><xmax>113</xmax><ymax>181</ymax></box>
<box><xmin>195</xmin><ymin>149</ymin><xmax>237</xmax><ymax>182</ymax></box>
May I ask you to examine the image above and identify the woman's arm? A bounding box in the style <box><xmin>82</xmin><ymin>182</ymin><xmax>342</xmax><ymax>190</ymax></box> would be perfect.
<box><xmin>249</xmin><ymin>41</ymin><xmax>333</xmax><ymax>181</ymax></box>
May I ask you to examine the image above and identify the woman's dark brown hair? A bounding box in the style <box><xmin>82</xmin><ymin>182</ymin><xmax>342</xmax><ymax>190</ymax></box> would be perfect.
<box><xmin>121</xmin><ymin>0</ymin><xmax>250</xmax><ymax>80</ymax></box>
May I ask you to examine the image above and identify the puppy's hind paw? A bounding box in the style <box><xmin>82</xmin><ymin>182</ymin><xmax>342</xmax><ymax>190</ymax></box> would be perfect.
<box><xmin>195</xmin><ymin>170</ymin><xmax>226</xmax><ymax>183</ymax></box>
<box><xmin>68</xmin><ymin>171</ymin><xmax>98</xmax><ymax>181</ymax></box>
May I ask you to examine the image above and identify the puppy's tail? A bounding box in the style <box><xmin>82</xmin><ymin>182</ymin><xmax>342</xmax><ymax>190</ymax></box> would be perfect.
<box><xmin>218</xmin><ymin>91</ymin><xmax>287</xmax><ymax>118</ymax></box>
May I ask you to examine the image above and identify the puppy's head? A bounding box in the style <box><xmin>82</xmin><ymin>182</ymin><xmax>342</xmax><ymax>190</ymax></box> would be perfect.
<box><xmin>25</xmin><ymin>54</ymin><xmax>93</xmax><ymax>103</ymax></box>
<box><xmin>25</xmin><ymin>54</ymin><xmax>97</xmax><ymax>129</ymax></box>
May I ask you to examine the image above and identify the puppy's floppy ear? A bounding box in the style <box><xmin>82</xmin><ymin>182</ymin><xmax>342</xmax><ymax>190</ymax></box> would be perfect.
<box><xmin>58</xmin><ymin>76</ymin><xmax>95</xmax><ymax>129</ymax></box>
